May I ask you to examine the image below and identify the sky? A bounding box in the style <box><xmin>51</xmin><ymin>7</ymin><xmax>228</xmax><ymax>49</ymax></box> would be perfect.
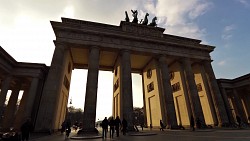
<box><xmin>1</xmin><ymin>0</ymin><xmax>250</xmax><ymax>121</ymax></box>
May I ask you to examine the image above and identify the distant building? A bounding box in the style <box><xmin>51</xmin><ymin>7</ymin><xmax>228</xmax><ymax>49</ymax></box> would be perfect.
<box><xmin>217</xmin><ymin>73</ymin><xmax>250</xmax><ymax>124</ymax></box>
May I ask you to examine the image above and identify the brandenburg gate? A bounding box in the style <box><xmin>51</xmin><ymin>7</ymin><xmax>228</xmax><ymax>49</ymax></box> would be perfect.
<box><xmin>34</xmin><ymin>17</ymin><xmax>229</xmax><ymax>132</ymax></box>
<box><xmin>1</xmin><ymin>17</ymin><xmax>237</xmax><ymax>133</ymax></box>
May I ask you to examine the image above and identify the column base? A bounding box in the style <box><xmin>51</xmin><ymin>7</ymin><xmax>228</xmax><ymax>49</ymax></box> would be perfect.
<box><xmin>219</xmin><ymin>122</ymin><xmax>232</xmax><ymax>127</ymax></box>
<box><xmin>77</xmin><ymin>128</ymin><xmax>99</xmax><ymax>135</ymax></box>
<box><xmin>168</xmin><ymin>125</ymin><xmax>181</xmax><ymax>130</ymax></box>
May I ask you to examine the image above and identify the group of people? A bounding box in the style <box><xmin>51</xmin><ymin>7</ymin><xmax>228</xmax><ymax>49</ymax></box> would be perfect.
<box><xmin>101</xmin><ymin>116</ymin><xmax>127</xmax><ymax>138</ymax></box>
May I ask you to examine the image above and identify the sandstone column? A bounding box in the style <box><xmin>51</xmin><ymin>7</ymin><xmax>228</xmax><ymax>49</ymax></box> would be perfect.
<box><xmin>182</xmin><ymin>58</ymin><xmax>205</xmax><ymax>125</ymax></box>
<box><xmin>0</xmin><ymin>75</ymin><xmax>12</xmax><ymax>125</ymax></box>
<box><xmin>14</xmin><ymin>77</ymin><xmax>40</xmax><ymax>129</ymax></box>
<box><xmin>179</xmin><ymin>63</ymin><xmax>192</xmax><ymax>123</ymax></box>
<box><xmin>200</xmin><ymin>64</ymin><xmax>218</xmax><ymax>125</ymax></box>
<box><xmin>158</xmin><ymin>55</ymin><xmax>178</xmax><ymax>129</ymax></box>
<box><xmin>219</xmin><ymin>87</ymin><xmax>235</xmax><ymax>124</ymax></box>
<box><xmin>14</xmin><ymin>89</ymin><xmax>28</xmax><ymax>129</ymax></box>
<box><xmin>35</xmin><ymin>42</ymin><xmax>69</xmax><ymax>131</ymax></box>
<box><xmin>141</xmin><ymin>73</ymin><xmax>147</xmax><ymax>127</ymax></box>
<box><xmin>120</xmin><ymin>50</ymin><xmax>134</xmax><ymax>130</ymax></box>
<box><xmin>232</xmin><ymin>89</ymin><xmax>247</xmax><ymax>123</ymax></box>
<box><xmin>2</xmin><ymin>81</ymin><xmax>21</xmax><ymax>128</ymax></box>
<box><xmin>203</xmin><ymin>61</ymin><xmax>229</xmax><ymax>126</ymax></box>
<box><xmin>82</xmin><ymin>46</ymin><xmax>100</xmax><ymax>132</ymax></box>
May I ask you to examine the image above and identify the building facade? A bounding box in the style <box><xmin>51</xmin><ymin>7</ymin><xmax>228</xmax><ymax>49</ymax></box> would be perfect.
<box><xmin>0</xmin><ymin>18</ymin><xmax>249</xmax><ymax>132</ymax></box>
<box><xmin>217</xmin><ymin>74</ymin><xmax>250</xmax><ymax>125</ymax></box>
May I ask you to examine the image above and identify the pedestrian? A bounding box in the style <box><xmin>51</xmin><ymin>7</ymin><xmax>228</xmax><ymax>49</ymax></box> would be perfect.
<box><xmin>109</xmin><ymin>117</ymin><xmax>115</xmax><ymax>138</ymax></box>
<box><xmin>102</xmin><ymin>117</ymin><xmax>109</xmax><ymax>138</ymax></box>
<box><xmin>61</xmin><ymin>121</ymin><xmax>66</xmax><ymax>134</ymax></box>
<box><xmin>236</xmin><ymin>115</ymin><xmax>241</xmax><ymax>128</ymax></box>
<box><xmin>150</xmin><ymin>124</ymin><xmax>153</xmax><ymax>130</ymax></box>
<box><xmin>21</xmin><ymin>118</ymin><xmax>33</xmax><ymax>141</ymax></box>
<box><xmin>140</xmin><ymin>121</ymin><xmax>144</xmax><ymax>131</ymax></box>
<box><xmin>196</xmin><ymin>117</ymin><xmax>201</xmax><ymax>129</ymax></box>
<box><xmin>64</xmin><ymin>119</ymin><xmax>71</xmax><ymax>138</ymax></box>
<box><xmin>160</xmin><ymin>120</ymin><xmax>165</xmax><ymax>131</ymax></box>
<box><xmin>114</xmin><ymin>116</ymin><xmax>121</xmax><ymax>137</ymax></box>
<box><xmin>122</xmin><ymin>118</ymin><xmax>128</xmax><ymax>135</ymax></box>
<box><xmin>190</xmin><ymin>116</ymin><xmax>195</xmax><ymax>131</ymax></box>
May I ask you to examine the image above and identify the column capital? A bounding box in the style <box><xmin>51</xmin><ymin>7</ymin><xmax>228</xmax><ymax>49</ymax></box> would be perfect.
<box><xmin>158</xmin><ymin>54</ymin><xmax>166</xmax><ymax>60</ymax></box>
<box><xmin>90</xmin><ymin>45</ymin><xmax>100</xmax><ymax>50</ymax></box>
<box><xmin>53</xmin><ymin>41</ymin><xmax>69</xmax><ymax>50</ymax></box>
<box><xmin>119</xmin><ymin>49</ymin><xmax>130</xmax><ymax>54</ymax></box>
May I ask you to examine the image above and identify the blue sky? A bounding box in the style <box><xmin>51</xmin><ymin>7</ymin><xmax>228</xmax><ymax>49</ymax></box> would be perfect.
<box><xmin>0</xmin><ymin>0</ymin><xmax>249</xmax><ymax>120</ymax></box>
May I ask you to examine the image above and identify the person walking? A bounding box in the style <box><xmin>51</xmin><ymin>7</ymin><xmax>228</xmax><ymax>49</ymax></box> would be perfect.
<box><xmin>101</xmin><ymin>117</ymin><xmax>109</xmax><ymax>138</ymax></box>
<box><xmin>109</xmin><ymin>117</ymin><xmax>115</xmax><ymax>138</ymax></box>
<box><xmin>114</xmin><ymin>116</ymin><xmax>121</xmax><ymax>137</ymax></box>
<box><xmin>190</xmin><ymin>115</ymin><xmax>195</xmax><ymax>131</ymax></box>
<box><xmin>61</xmin><ymin>121</ymin><xmax>66</xmax><ymax>134</ymax></box>
<box><xmin>236</xmin><ymin>115</ymin><xmax>242</xmax><ymax>128</ymax></box>
<box><xmin>21</xmin><ymin>118</ymin><xmax>33</xmax><ymax>141</ymax></box>
<box><xmin>122</xmin><ymin>118</ymin><xmax>128</xmax><ymax>135</ymax></box>
<box><xmin>160</xmin><ymin>120</ymin><xmax>165</xmax><ymax>131</ymax></box>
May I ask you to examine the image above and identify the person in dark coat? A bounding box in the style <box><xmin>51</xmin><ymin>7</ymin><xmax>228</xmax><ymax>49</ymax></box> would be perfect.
<box><xmin>190</xmin><ymin>115</ymin><xmax>195</xmax><ymax>131</ymax></box>
<box><xmin>122</xmin><ymin>118</ymin><xmax>128</xmax><ymax>135</ymax></box>
<box><xmin>236</xmin><ymin>115</ymin><xmax>241</xmax><ymax>128</ymax></box>
<box><xmin>61</xmin><ymin>121</ymin><xmax>66</xmax><ymax>134</ymax></box>
<box><xmin>21</xmin><ymin>118</ymin><xmax>33</xmax><ymax>141</ymax></box>
<box><xmin>101</xmin><ymin>117</ymin><xmax>109</xmax><ymax>138</ymax></box>
<box><xmin>114</xmin><ymin>116</ymin><xmax>121</xmax><ymax>137</ymax></box>
<box><xmin>109</xmin><ymin>117</ymin><xmax>115</xmax><ymax>138</ymax></box>
<box><xmin>160</xmin><ymin>120</ymin><xmax>165</xmax><ymax>131</ymax></box>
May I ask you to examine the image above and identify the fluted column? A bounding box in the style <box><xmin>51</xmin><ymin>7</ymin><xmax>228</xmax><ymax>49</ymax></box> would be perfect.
<box><xmin>15</xmin><ymin>78</ymin><xmax>40</xmax><ymax>129</ymax></box>
<box><xmin>200</xmin><ymin>64</ymin><xmax>218</xmax><ymax>125</ymax></box>
<box><xmin>233</xmin><ymin>89</ymin><xmax>247</xmax><ymax>123</ymax></box>
<box><xmin>141</xmin><ymin>73</ymin><xmax>147</xmax><ymax>127</ymax></box>
<box><xmin>82</xmin><ymin>46</ymin><xmax>100</xmax><ymax>132</ymax></box>
<box><xmin>0</xmin><ymin>75</ymin><xmax>12</xmax><ymax>125</ymax></box>
<box><xmin>35</xmin><ymin>42</ymin><xmax>69</xmax><ymax>131</ymax></box>
<box><xmin>219</xmin><ymin>87</ymin><xmax>235</xmax><ymax>123</ymax></box>
<box><xmin>179</xmin><ymin>63</ymin><xmax>192</xmax><ymax>123</ymax></box>
<box><xmin>203</xmin><ymin>61</ymin><xmax>229</xmax><ymax>126</ymax></box>
<box><xmin>182</xmin><ymin>58</ymin><xmax>205</xmax><ymax>125</ymax></box>
<box><xmin>158</xmin><ymin>55</ymin><xmax>178</xmax><ymax>128</ymax></box>
<box><xmin>2</xmin><ymin>81</ymin><xmax>21</xmax><ymax>128</ymax></box>
<box><xmin>14</xmin><ymin>89</ymin><xmax>28</xmax><ymax>129</ymax></box>
<box><xmin>120</xmin><ymin>50</ymin><xmax>134</xmax><ymax>130</ymax></box>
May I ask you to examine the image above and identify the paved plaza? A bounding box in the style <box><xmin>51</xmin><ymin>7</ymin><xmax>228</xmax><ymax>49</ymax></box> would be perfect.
<box><xmin>30</xmin><ymin>128</ymin><xmax>250</xmax><ymax>141</ymax></box>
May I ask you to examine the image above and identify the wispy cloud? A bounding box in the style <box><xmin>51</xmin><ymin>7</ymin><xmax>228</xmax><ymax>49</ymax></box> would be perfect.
<box><xmin>222</xmin><ymin>24</ymin><xmax>236</xmax><ymax>40</ymax></box>
<box><xmin>142</xmin><ymin>0</ymin><xmax>214</xmax><ymax>41</ymax></box>
<box><xmin>236</xmin><ymin>0</ymin><xmax>250</xmax><ymax>7</ymax></box>
<box><xmin>218</xmin><ymin>60</ymin><xmax>226</xmax><ymax>66</ymax></box>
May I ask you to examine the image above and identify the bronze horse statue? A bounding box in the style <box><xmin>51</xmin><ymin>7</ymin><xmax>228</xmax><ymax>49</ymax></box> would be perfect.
<box><xmin>148</xmin><ymin>16</ymin><xmax>157</xmax><ymax>27</ymax></box>
<box><xmin>131</xmin><ymin>10</ymin><xmax>138</xmax><ymax>23</ymax></box>
<box><xmin>125</xmin><ymin>11</ymin><xmax>130</xmax><ymax>22</ymax></box>
<box><xmin>142</xmin><ymin>13</ymin><xmax>149</xmax><ymax>25</ymax></box>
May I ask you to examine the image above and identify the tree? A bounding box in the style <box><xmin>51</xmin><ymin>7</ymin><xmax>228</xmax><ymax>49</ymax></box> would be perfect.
<box><xmin>133</xmin><ymin>107</ymin><xmax>144</xmax><ymax>126</ymax></box>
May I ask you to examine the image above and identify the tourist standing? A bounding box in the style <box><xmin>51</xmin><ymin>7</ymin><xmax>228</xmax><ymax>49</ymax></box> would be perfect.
<box><xmin>122</xmin><ymin>118</ymin><xmax>128</xmax><ymax>135</ymax></box>
<box><xmin>109</xmin><ymin>117</ymin><xmax>115</xmax><ymax>138</ymax></box>
<box><xmin>160</xmin><ymin>120</ymin><xmax>165</xmax><ymax>131</ymax></box>
<box><xmin>114</xmin><ymin>116</ymin><xmax>121</xmax><ymax>137</ymax></box>
<box><xmin>21</xmin><ymin>118</ymin><xmax>33</xmax><ymax>141</ymax></box>
<box><xmin>236</xmin><ymin>115</ymin><xmax>242</xmax><ymax>128</ymax></box>
<box><xmin>102</xmin><ymin>117</ymin><xmax>109</xmax><ymax>138</ymax></box>
<box><xmin>190</xmin><ymin>116</ymin><xmax>195</xmax><ymax>131</ymax></box>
